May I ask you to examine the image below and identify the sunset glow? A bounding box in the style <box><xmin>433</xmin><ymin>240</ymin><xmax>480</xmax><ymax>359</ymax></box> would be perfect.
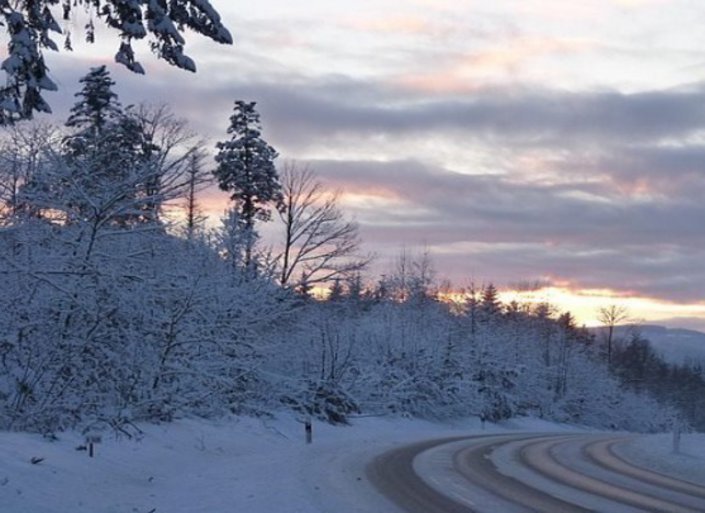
<box><xmin>29</xmin><ymin>0</ymin><xmax>705</xmax><ymax>331</ymax></box>
<box><xmin>499</xmin><ymin>287</ymin><xmax>705</xmax><ymax>328</ymax></box>
<box><xmin>6</xmin><ymin>4</ymin><xmax>705</xmax><ymax>505</ymax></box>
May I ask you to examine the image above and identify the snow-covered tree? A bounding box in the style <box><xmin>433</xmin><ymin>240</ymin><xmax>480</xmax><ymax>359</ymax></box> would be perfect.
<box><xmin>65</xmin><ymin>66</ymin><xmax>122</xmax><ymax>135</ymax></box>
<box><xmin>125</xmin><ymin>103</ymin><xmax>205</xmax><ymax>224</ymax></box>
<box><xmin>18</xmin><ymin>69</ymin><xmax>198</xmax><ymax>229</ymax></box>
<box><xmin>213</xmin><ymin>101</ymin><xmax>281</xmax><ymax>266</ymax></box>
<box><xmin>0</xmin><ymin>121</ymin><xmax>58</xmax><ymax>222</ymax></box>
<box><xmin>0</xmin><ymin>0</ymin><xmax>232</xmax><ymax>122</ymax></box>
<box><xmin>49</xmin><ymin>67</ymin><xmax>146</xmax><ymax>224</ymax></box>
<box><xmin>478</xmin><ymin>283</ymin><xmax>502</xmax><ymax>321</ymax></box>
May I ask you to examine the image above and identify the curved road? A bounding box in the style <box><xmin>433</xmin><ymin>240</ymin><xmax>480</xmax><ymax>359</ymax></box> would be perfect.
<box><xmin>367</xmin><ymin>433</ymin><xmax>705</xmax><ymax>513</ymax></box>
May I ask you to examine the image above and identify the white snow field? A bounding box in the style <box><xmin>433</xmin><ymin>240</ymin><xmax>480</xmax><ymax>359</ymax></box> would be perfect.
<box><xmin>1</xmin><ymin>415</ymin><xmax>703</xmax><ymax>513</ymax></box>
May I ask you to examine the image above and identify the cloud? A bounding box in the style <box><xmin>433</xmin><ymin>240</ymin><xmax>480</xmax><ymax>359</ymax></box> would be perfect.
<box><xmin>33</xmin><ymin>22</ymin><xmax>705</xmax><ymax>311</ymax></box>
<box><xmin>392</xmin><ymin>36</ymin><xmax>597</xmax><ymax>94</ymax></box>
<box><xmin>296</xmin><ymin>158</ymin><xmax>705</xmax><ymax>302</ymax></box>
<box><xmin>227</xmin><ymin>80</ymin><xmax>705</xmax><ymax>152</ymax></box>
<box><xmin>340</xmin><ymin>15</ymin><xmax>431</xmax><ymax>35</ymax></box>
<box><xmin>48</xmin><ymin>52</ymin><xmax>705</xmax><ymax>158</ymax></box>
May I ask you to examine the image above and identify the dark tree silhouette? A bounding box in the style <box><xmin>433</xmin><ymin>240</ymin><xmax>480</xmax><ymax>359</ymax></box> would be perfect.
<box><xmin>213</xmin><ymin>101</ymin><xmax>281</xmax><ymax>266</ymax></box>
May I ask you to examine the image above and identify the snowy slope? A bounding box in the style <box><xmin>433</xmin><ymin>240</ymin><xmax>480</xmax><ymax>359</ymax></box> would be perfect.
<box><xmin>616</xmin><ymin>432</ymin><xmax>705</xmax><ymax>485</ymax></box>
<box><xmin>0</xmin><ymin>415</ymin><xmax>491</xmax><ymax>513</ymax></box>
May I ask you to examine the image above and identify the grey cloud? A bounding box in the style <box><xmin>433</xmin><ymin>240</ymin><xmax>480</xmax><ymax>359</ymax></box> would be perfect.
<box><xmin>301</xmin><ymin>158</ymin><xmax>705</xmax><ymax>302</ymax></box>
<box><xmin>253</xmin><ymin>85</ymin><xmax>705</xmax><ymax>151</ymax></box>
<box><xmin>311</xmin><ymin>159</ymin><xmax>704</xmax><ymax>246</ymax></box>
<box><xmin>563</xmin><ymin>145</ymin><xmax>705</xmax><ymax>201</ymax></box>
<box><xmin>36</xmin><ymin>55</ymin><xmax>705</xmax><ymax>305</ymax></box>
<box><xmin>47</xmin><ymin>59</ymin><xmax>705</xmax><ymax>151</ymax></box>
<box><xmin>251</xmin><ymin>83</ymin><xmax>705</xmax><ymax>151</ymax></box>
<box><xmin>42</xmin><ymin>56</ymin><xmax>705</xmax><ymax>160</ymax></box>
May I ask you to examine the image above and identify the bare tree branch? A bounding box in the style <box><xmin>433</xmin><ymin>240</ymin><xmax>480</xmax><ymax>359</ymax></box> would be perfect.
<box><xmin>598</xmin><ymin>304</ymin><xmax>630</xmax><ymax>366</ymax></box>
<box><xmin>277</xmin><ymin>162</ymin><xmax>370</xmax><ymax>287</ymax></box>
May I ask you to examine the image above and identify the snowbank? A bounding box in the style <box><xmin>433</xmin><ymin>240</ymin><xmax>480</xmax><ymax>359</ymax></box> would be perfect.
<box><xmin>615</xmin><ymin>432</ymin><xmax>705</xmax><ymax>486</ymax></box>
<box><xmin>1</xmin><ymin>414</ymin><xmax>697</xmax><ymax>513</ymax></box>
<box><xmin>0</xmin><ymin>415</ymin><xmax>489</xmax><ymax>513</ymax></box>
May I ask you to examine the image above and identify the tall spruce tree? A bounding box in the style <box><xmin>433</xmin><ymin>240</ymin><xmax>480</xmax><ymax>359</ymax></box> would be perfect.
<box><xmin>63</xmin><ymin>67</ymin><xmax>131</xmax><ymax>184</ymax></box>
<box><xmin>57</xmin><ymin>67</ymin><xmax>154</xmax><ymax>225</ymax></box>
<box><xmin>66</xmin><ymin>66</ymin><xmax>121</xmax><ymax>134</ymax></box>
<box><xmin>213</xmin><ymin>100</ymin><xmax>282</xmax><ymax>266</ymax></box>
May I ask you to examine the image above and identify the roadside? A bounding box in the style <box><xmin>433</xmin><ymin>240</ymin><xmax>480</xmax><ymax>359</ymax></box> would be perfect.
<box><xmin>0</xmin><ymin>415</ymin><xmax>699</xmax><ymax>513</ymax></box>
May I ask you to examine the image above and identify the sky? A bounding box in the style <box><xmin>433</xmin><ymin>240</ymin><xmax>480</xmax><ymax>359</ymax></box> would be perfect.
<box><xmin>20</xmin><ymin>0</ymin><xmax>705</xmax><ymax>329</ymax></box>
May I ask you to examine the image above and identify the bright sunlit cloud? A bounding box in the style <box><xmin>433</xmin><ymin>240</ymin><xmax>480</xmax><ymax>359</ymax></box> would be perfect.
<box><xmin>500</xmin><ymin>286</ymin><xmax>705</xmax><ymax>328</ymax></box>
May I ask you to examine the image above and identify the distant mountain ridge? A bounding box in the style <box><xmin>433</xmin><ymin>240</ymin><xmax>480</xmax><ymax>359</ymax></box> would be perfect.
<box><xmin>591</xmin><ymin>324</ymin><xmax>705</xmax><ymax>366</ymax></box>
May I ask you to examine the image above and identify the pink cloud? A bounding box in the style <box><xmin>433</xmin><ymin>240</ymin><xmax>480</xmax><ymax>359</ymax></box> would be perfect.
<box><xmin>341</xmin><ymin>15</ymin><xmax>430</xmax><ymax>35</ymax></box>
<box><xmin>391</xmin><ymin>36</ymin><xmax>595</xmax><ymax>94</ymax></box>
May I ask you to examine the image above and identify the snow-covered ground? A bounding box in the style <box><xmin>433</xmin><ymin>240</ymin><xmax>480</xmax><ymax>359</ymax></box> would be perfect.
<box><xmin>0</xmin><ymin>415</ymin><xmax>702</xmax><ymax>513</ymax></box>
<box><xmin>616</xmin><ymin>432</ymin><xmax>705</xmax><ymax>485</ymax></box>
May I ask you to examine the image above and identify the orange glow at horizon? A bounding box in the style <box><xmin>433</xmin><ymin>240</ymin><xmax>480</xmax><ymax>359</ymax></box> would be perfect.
<box><xmin>170</xmin><ymin>188</ymin><xmax>705</xmax><ymax>331</ymax></box>
<box><xmin>499</xmin><ymin>286</ymin><xmax>705</xmax><ymax>327</ymax></box>
<box><xmin>434</xmin><ymin>285</ymin><xmax>705</xmax><ymax>328</ymax></box>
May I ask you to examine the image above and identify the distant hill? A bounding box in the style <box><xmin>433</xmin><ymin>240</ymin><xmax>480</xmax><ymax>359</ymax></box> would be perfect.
<box><xmin>591</xmin><ymin>325</ymin><xmax>705</xmax><ymax>366</ymax></box>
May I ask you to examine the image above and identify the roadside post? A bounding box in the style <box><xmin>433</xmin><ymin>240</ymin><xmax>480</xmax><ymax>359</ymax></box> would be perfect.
<box><xmin>85</xmin><ymin>433</ymin><xmax>102</xmax><ymax>458</ymax></box>
<box><xmin>672</xmin><ymin>416</ymin><xmax>681</xmax><ymax>453</ymax></box>
<box><xmin>305</xmin><ymin>417</ymin><xmax>313</xmax><ymax>444</ymax></box>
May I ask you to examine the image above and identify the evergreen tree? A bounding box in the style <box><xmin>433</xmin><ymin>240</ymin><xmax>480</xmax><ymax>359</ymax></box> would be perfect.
<box><xmin>59</xmin><ymin>67</ymin><xmax>147</xmax><ymax>223</ymax></box>
<box><xmin>19</xmin><ymin>67</ymin><xmax>163</xmax><ymax>228</ymax></box>
<box><xmin>346</xmin><ymin>273</ymin><xmax>364</xmax><ymax>303</ymax></box>
<box><xmin>479</xmin><ymin>283</ymin><xmax>502</xmax><ymax>321</ymax></box>
<box><xmin>65</xmin><ymin>66</ymin><xmax>122</xmax><ymax>137</ymax></box>
<box><xmin>183</xmin><ymin>153</ymin><xmax>208</xmax><ymax>240</ymax></box>
<box><xmin>62</xmin><ymin>67</ymin><xmax>134</xmax><ymax>166</ymax></box>
<box><xmin>213</xmin><ymin>101</ymin><xmax>282</xmax><ymax>266</ymax></box>
<box><xmin>328</xmin><ymin>278</ymin><xmax>344</xmax><ymax>302</ymax></box>
<box><xmin>216</xmin><ymin>208</ymin><xmax>249</xmax><ymax>272</ymax></box>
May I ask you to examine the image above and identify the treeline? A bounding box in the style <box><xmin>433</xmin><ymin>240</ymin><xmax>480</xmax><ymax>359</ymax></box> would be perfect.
<box><xmin>612</xmin><ymin>336</ymin><xmax>705</xmax><ymax>431</ymax></box>
<box><xmin>0</xmin><ymin>68</ymin><xmax>676</xmax><ymax>434</ymax></box>
<box><xmin>282</xmin><ymin>275</ymin><xmax>672</xmax><ymax>431</ymax></box>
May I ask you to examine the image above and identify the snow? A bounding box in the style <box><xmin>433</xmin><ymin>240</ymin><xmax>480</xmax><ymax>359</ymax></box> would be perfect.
<box><xmin>0</xmin><ymin>415</ymin><xmax>472</xmax><ymax>513</ymax></box>
<box><xmin>489</xmin><ymin>435</ymin><xmax>647</xmax><ymax>513</ymax></box>
<box><xmin>414</xmin><ymin>437</ymin><xmax>525</xmax><ymax>512</ymax></box>
<box><xmin>0</xmin><ymin>415</ymin><xmax>584</xmax><ymax>513</ymax></box>
<box><xmin>2</xmin><ymin>415</ymin><xmax>705</xmax><ymax>513</ymax></box>
<box><xmin>615</xmin><ymin>432</ymin><xmax>705</xmax><ymax>485</ymax></box>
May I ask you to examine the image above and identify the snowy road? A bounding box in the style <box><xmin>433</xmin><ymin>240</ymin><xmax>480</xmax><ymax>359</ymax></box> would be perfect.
<box><xmin>367</xmin><ymin>433</ymin><xmax>705</xmax><ymax>513</ymax></box>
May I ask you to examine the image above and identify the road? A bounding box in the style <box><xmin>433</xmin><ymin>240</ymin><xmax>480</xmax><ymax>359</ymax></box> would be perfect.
<box><xmin>366</xmin><ymin>433</ymin><xmax>705</xmax><ymax>513</ymax></box>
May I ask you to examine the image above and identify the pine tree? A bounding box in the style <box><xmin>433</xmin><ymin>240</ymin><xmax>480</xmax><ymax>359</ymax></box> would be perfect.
<box><xmin>346</xmin><ymin>273</ymin><xmax>364</xmax><ymax>303</ymax></box>
<box><xmin>65</xmin><ymin>66</ymin><xmax>122</xmax><ymax>136</ymax></box>
<box><xmin>328</xmin><ymin>278</ymin><xmax>344</xmax><ymax>302</ymax></box>
<box><xmin>59</xmin><ymin>67</ymin><xmax>140</xmax><ymax>222</ymax></box>
<box><xmin>479</xmin><ymin>283</ymin><xmax>502</xmax><ymax>320</ymax></box>
<box><xmin>62</xmin><ymin>66</ymin><xmax>135</xmax><ymax>168</ymax></box>
<box><xmin>213</xmin><ymin>101</ymin><xmax>282</xmax><ymax>266</ymax></box>
<box><xmin>21</xmin><ymin>67</ymin><xmax>161</xmax><ymax>228</ymax></box>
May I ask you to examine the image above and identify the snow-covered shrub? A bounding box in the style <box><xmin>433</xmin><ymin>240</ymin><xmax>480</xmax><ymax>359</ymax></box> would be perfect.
<box><xmin>282</xmin><ymin>379</ymin><xmax>359</xmax><ymax>425</ymax></box>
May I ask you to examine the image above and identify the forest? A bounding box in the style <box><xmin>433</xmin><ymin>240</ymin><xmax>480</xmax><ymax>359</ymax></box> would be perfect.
<box><xmin>1</xmin><ymin>67</ymin><xmax>703</xmax><ymax>436</ymax></box>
